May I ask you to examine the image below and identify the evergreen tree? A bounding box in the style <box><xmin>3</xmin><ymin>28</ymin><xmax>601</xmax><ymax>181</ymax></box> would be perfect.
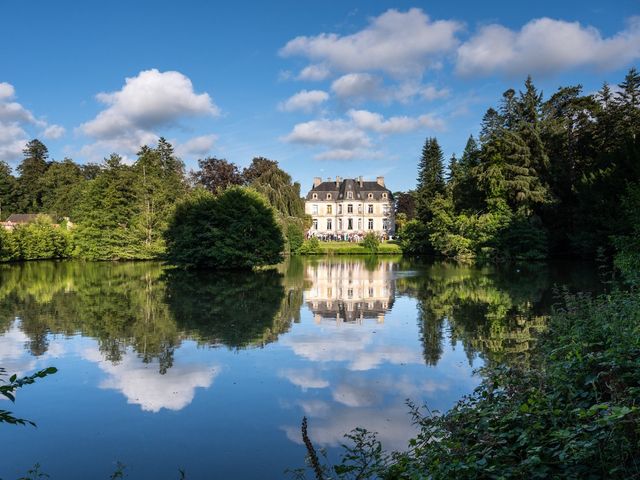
<box><xmin>416</xmin><ymin>137</ymin><xmax>445</xmax><ymax>224</ymax></box>
<box><xmin>0</xmin><ymin>161</ymin><xmax>17</xmax><ymax>219</ymax></box>
<box><xmin>39</xmin><ymin>158</ymin><xmax>84</xmax><ymax>218</ymax></box>
<box><xmin>16</xmin><ymin>139</ymin><xmax>50</xmax><ymax>212</ymax></box>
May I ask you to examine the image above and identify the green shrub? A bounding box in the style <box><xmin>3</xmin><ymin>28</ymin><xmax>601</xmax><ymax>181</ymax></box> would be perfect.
<box><xmin>361</xmin><ymin>232</ymin><xmax>380</xmax><ymax>253</ymax></box>
<box><xmin>297</xmin><ymin>236</ymin><xmax>320</xmax><ymax>255</ymax></box>
<box><xmin>285</xmin><ymin>220</ymin><xmax>305</xmax><ymax>254</ymax></box>
<box><xmin>397</xmin><ymin>220</ymin><xmax>432</xmax><ymax>256</ymax></box>
<box><xmin>165</xmin><ymin>186</ymin><xmax>284</xmax><ymax>269</ymax></box>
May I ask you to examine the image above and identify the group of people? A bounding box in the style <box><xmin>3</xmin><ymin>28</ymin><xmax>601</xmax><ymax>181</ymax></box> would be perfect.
<box><xmin>306</xmin><ymin>232</ymin><xmax>392</xmax><ymax>242</ymax></box>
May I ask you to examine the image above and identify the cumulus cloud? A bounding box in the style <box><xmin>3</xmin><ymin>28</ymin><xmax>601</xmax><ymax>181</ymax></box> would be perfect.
<box><xmin>0</xmin><ymin>82</ymin><xmax>62</xmax><ymax>162</ymax></box>
<box><xmin>297</xmin><ymin>64</ymin><xmax>331</xmax><ymax>81</ymax></box>
<box><xmin>42</xmin><ymin>124</ymin><xmax>66</xmax><ymax>139</ymax></box>
<box><xmin>282</xmin><ymin>109</ymin><xmax>444</xmax><ymax>160</ymax></box>
<box><xmin>348</xmin><ymin>109</ymin><xmax>444</xmax><ymax>134</ymax></box>
<box><xmin>78</xmin><ymin>69</ymin><xmax>219</xmax><ymax>161</ymax></box>
<box><xmin>282</xmin><ymin>118</ymin><xmax>371</xmax><ymax>149</ymax></box>
<box><xmin>278</xmin><ymin>90</ymin><xmax>329</xmax><ymax>113</ymax></box>
<box><xmin>280</xmin><ymin>8</ymin><xmax>461</xmax><ymax>76</ymax></box>
<box><xmin>330</xmin><ymin>74</ymin><xmax>449</xmax><ymax>105</ymax></box>
<box><xmin>175</xmin><ymin>134</ymin><xmax>218</xmax><ymax>157</ymax></box>
<box><xmin>457</xmin><ymin>16</ymin><xmax>640</xmax><ymax>76</ymax></box>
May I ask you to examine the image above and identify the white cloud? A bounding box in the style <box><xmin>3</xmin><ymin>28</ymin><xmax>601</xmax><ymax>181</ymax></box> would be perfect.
<box><xmin>282</xmin><ymin>118</ymin><xmax>371</xmax><ymax>149</ymax></box>
<box><xmin>348</xmin><ymin>109</ymin><xmax>444</xmax><ymax>134</ymax></box>
<box><xmin>297</xmin><ymin>64</ymin><xmax>331</xmax><ymax>81</ymax></box>
<box><xmin>175</xmin><ymin>134</ymin><xmax>218</xmax><ymax>157</ymax></box>
<box><xmin>279</xmin><ymin>368</ymin><xmax>329</xmax><ymax>390</ymax></box>
<box><xmin>83</xmin><ymin>346</ymin><xmax>218</xmax><ymax>413</ymax></box>
<box><xmin>0</xmin><ymin>82</ymin><xmax>61</xmax><ymax>162</ymax></box>
<box><xmin>42</xmin><ymin>124</ymin><xmax>66</xmax><ymax>139</ymax></box>
<box><xmin>278</xmin><ymin>90</ymin><xmax>329</xmax><ymax>113</ymax></box>
<box><xmin>280</xmin><ymin>8</ymin><xmax>461</xmax><ymax>76</ymax></box>
<box><xmin>78</xmin><ymin>69</ymin><xmax>219</xmax><ymax>160</ymax></box>
<box><xmin>457</xmin><ymin>16</ymin><xmax>640</xmax><ymax>76</ymax></box>
<box><xmin>331</xmin><ymin>73</ymin><xmax>384</xmax><ymax>102</ymax></box>
<box><xmin>283</xmin><ymin>108</ymin><xmax>444</xmax><ymax>161</ymax></box>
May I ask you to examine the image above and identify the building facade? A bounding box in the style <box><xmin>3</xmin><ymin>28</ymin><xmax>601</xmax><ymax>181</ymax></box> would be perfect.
<box><xmin>304</xmin><ymin>176</ymin><xmax>395</xmax><ymax>237</ymax></box>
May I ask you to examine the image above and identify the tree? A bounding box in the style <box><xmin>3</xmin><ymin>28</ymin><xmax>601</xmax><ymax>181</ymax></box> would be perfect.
<box><xmin>0</xmin><ymin>161</ymin><xmax>17</xmax><ymax>219</ymax></box>
<box><xmin>416</xmin><ymin>137</ymin><xmax>445</xmax><ymax>224</ymax></box>
<box><xmin>394</xmin><ymin>191</ymin><xmax>416</xmax><ymax>220</ymax></box>
<box><xmin>39</xmin><ymin>158</ymin><xmax>84</xmax><ymax>218</ymax></box>
<box><xmin>165</xmin><ymin>187</ymin><xmax>284</xmax><ymax>269</ymax></box>
<box><xmin>192</xmin><ymin>157</ymin><xmax>243</xmax><ymax>193</ymax></box>
<box><xmin>16</xmin><ymin>139</ymin><xmax>50</xmax><ymax>212</ymax></box>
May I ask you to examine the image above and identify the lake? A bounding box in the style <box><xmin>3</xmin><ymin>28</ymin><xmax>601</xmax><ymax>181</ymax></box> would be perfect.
<box><xmin>0</xmin><ymin>257</ymin><xmax>599</xmax><ymax>479</ymax></box>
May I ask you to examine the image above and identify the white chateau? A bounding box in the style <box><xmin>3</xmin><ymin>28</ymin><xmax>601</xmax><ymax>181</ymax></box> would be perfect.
<box><xmin>305</xmin><ymin>176</ymin><xmax>395</xmax><ymax>236</ymax></box>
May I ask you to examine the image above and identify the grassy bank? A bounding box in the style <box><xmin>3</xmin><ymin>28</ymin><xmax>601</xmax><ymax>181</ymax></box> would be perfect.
<box><xmin>301</xmin><ymin>241</ymin><xmax>402</xmax><ymax>255</ymax></box>
<box><xmin>296</xmin><ymin>287</ymin><xmax>640</xmax><ymax>479</ymax></box>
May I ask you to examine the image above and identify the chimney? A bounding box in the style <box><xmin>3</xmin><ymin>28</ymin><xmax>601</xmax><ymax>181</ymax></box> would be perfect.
<box><xmin>358</xmin><ymin>176</ymin><xmax>363</xmax><ymax>187</ymax></box>
<box><xmin>313</xmin><ymin>177</ymin><xmax>322</xmax><ymax>188</ymax></box>
<box><xmin>376</xmin><ymin>176</ymin><xmax>385</xmax><ymax>187</ymax></box>
<box><xmin>336</xmin><ymin>176</ymin><xmax>341</xmax><ymax>187</ymax></box>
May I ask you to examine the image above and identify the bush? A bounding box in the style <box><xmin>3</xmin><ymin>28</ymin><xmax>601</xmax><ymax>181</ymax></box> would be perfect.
<box><xmin>361</xmin><ymin>232</ymin><xmax>380</xmax><ymax>253</ymax></box>
<box><xmin>285</xmin><ymin>219</ymin><xmax>305</xmax><ymax>254</ymax></box>
<box><xmin>298</xmin><ymin>237</ymin><xmax>320</xmax><ymax>255</ymax></box>
<box><xmin>397</xmin><ymin>220</ymin><xmax>432</xmax><ymax>256</ymax></box>
<box><xmin>165</xmin><ymin>187</ymin><xmax>284</xmax><ymax>269</ymax></box>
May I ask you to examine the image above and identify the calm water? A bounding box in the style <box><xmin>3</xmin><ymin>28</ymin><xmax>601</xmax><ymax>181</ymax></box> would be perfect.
<box><xmin>0</xmin><ymin>257</ymin><xmax>598</xmax><ymax>479</ymax></box>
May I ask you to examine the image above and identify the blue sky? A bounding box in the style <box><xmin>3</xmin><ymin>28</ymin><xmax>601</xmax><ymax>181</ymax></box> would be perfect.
<box><xmin>1</xmin><ymin>0</ymin><xmax>638</xmax><ymax>191</ymax></box>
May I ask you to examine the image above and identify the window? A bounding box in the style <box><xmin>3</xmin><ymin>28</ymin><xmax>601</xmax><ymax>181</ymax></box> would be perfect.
<box><xmin>348</xmin><ymin>218</ymin><xmax>353</xmax><ymax>230</ymax></box>
<box><xmin>312</xmin><ymin>193</ymin><xmax>318</xmax><ymax>199</ymax></box>
<box><xmin>347</xmin><ymin>191</ymin><xmax>353</xmax><ymax>199</ymax></box>
<box><xmin>326</xmin><ymin>193</ymin><xmax>332</xmax><ymax>200</ymax></box>
<box><xmin>327</xmin><ymin>219</ymin><xmax>332</xmax><ymax>230</ymax></box>
<box><xmin>338</xmin><ymin>218</ymin><xmax>343</xmax><ymax>230</ymax></box>
<box><xmin>382</xmin><ymin>193</ymin><xmax>387</xmax><ymax>199</ymax></box>
<box><xmin>327</xmin><ymin>204</ymin><xmax>332</xmax><ymax>214</ymax></box>
<box><xmin>383</xmin><ymin>205</ymin><xmax>390</xmax><ymax>216</ymax></box>
<box><xmin>312</xmin><ymin>204</ymin><xmax>318</xmax><ymax>214</ymax></box>
<box><xmin>338</xmin><ymin>204</ymin><xmax>343</xmax><ymax>214</ymax></box>
<box><xmin>358</xmin><ymin>218</ymin><xmax>362</xmax><ymax>230</ymax></box>
<box><xmin>382</xmin><ymin>218</ymin><xmax>388</xmax><ymax>230</ymax></box>
<box><xmin>357</xmin><ymin>204</ymin><xmax>363</xmax><ymax>214</ymax></box>
<box><xmin>368</xmin><ymin>204</ymin><xmax>374</xmax><ymax>214</ymax></box>
<box><xmin>347</xmin><ymin>204</ymin><xmax>353</xmax><ymax>213</ymax></box>
<box><xmin>368</xmin><ymin>218</ymin><xmax>374</xmax><ymax>230</ymax></box>
<box><xmin>313</xmin><ymin>218</ymin><xmax>318</xmax><ymax>230</ymax></box>
<box><xmin>368</xmin><ymin>193</ymin><xmax>373</xmax><ymax>199</ymax></box>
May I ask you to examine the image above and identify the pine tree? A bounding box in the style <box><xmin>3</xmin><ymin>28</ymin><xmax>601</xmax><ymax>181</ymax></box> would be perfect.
<box><xmin>16</xmin><ymin>139</ymin><xmax>50</xmax><ymax>212</ymax></box>
<box><xmin>416</xmin><ymin>137</ymin><xmax>445</xmax><ymax>224</ymax></box>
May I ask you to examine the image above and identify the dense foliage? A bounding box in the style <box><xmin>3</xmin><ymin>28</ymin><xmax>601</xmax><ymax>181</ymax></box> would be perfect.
<box><xmin>0</xmin><ymin>138</ymin><xmax>307</xmax><ymax>263</ymax></box>
<box><xmin>399</xmin><ymin>68</ymin><xmax>640</xmax><ymax>262</ymax></box>
<box><xmin>165</xmin><ymin>187</ymin><xmax>284</xmax><ymax>268</ymax></box>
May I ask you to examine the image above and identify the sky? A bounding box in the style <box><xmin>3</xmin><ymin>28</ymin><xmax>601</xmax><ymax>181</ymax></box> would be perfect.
<box><xmin>1</xmin><ymin>0</ymin><xmax>639</xmax><ymax>191</ymax></box>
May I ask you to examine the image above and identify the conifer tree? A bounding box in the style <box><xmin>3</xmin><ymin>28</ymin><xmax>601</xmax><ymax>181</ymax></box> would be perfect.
<box><xmin>416</xmin><ymin>137</ymin><xmax>445</xmax><ymax>224</ymax></box>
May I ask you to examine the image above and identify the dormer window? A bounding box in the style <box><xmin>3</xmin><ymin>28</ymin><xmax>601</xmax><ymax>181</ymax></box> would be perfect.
<box><xmin>367</xmin><ymin>193</ymin><xmax>373</xmax><ymax>199</ymax></box>
<box><xmin>326</xmin><ymin>193</ymin><xmax>332</xmax><ymax>200</ymax></box>
<box><xmin>312</xmin><ymin>193</ymin><xmax>318</xmax><ymax>199</ymax></box>
<box><xmin>382</xmin><ymin>193</ymin><xmax>388</xmax><ymax>199</ymax></box>
<box><xmin>347</xmin><ymin>191</ymin><xmax>353</xmax><ymax>199</ymax></box>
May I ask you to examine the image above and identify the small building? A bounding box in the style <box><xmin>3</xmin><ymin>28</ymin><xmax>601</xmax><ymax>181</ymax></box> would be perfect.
<box><xmin>0</xmin><ymin>214</ymin><xmax>71</xmax><ymax>231</ymax></box>
<box><xmin>305</xmin><ymin>176</ymin><xmax>395</xmax><ymax>237</ymax></box>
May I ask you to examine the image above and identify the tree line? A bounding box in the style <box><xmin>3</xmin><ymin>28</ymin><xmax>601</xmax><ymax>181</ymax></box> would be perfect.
<box><xmin>397</xmin><ymin>68</ymin><xmax>640</xmax><ymax>263</ymax></box>
<box><xmin>0</xmin><ymin>139</ymin><xmax>308</xmax><ymax>265</ymax></box>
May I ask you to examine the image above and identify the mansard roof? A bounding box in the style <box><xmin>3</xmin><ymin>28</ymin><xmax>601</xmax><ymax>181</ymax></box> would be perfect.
<box><xmin>306</xmin><ymin>178</ymin><xmax>394</xmax><ymax>201</ymax></box>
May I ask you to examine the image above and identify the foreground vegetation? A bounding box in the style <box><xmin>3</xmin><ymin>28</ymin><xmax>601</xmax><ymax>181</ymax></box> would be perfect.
<box><xmin>299</xmin><ymin>239</ymin><xmax>402</xmax><ymax>255</ymax></box>
<box><xmin>295</xmin><ymin>277</ymin><xmax>640</xmax><ymax>479</ymax></box>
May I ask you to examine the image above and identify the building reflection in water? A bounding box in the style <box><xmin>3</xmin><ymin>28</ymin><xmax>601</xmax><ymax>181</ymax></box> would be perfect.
<box><xmin>304</xmin><ymin>258</ymin><xmax>396</xmax><ymax>324</ymax></box>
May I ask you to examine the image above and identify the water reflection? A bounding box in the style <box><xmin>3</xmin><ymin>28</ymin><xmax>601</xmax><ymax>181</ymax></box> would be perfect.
<box><xmin>0</xmin><ymin>258</ymin><xmax>599</xmax><ymax>478</ymax></box>
<box><xmin>304</xmin><ymin>257</ymin><xmax>395</xmax><ymax>323</ymax></box>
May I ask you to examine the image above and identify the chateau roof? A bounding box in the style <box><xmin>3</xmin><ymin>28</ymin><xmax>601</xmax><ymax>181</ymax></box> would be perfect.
<box><xmin>306</xmin><ymin>178</ymin><xmax>393</xmax><ymax>201</ymax></box>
